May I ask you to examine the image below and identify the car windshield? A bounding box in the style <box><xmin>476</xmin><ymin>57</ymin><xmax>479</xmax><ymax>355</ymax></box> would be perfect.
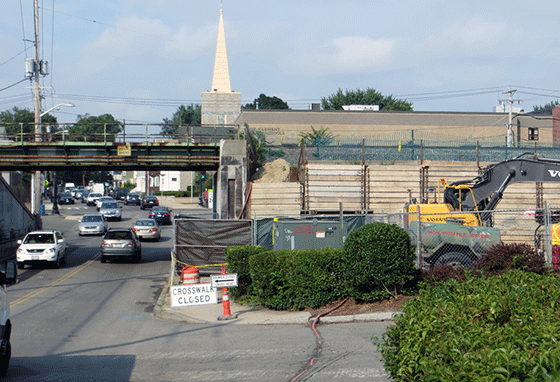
<box><xmin>135</xmin><ymin>220</ymin><xmax>156</xmax><ymax>227</ymax></box>
<box><xmin>101</xmin><ymin>202</ymin><xmax>118</xmax><ymax>209</ymax></box>
<box><xmin>105</xmin><ymin>231</ymin><xmax>133</xmax><ymax>240</ymax></box>
<box><xmin>60</xmin><ymin>193</ymin><xmax>71</xmax><ymax>197</ymax></box>
<box><xmin>145</xmin><ymin>197</ymin><xmax>157</xmax><ymax>201</ymax></box>
<box><xmin>24</xmin><ymin>233</ymin><xmax>55</xmax><ymax>244</ymax></box>
<box><xmin>82</xmin><ymin>215</ymin><xmax>103</xmax><ymax>222</ymax></box>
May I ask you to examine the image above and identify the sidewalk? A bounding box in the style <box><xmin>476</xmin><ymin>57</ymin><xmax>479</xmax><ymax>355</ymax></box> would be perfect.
<box><xmin>153</xmin><ymin>270</ymin><xmax>399</xmax><ymax>325</ymax></box>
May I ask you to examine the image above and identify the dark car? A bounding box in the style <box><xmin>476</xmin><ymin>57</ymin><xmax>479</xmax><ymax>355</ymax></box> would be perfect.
<box><xmin>140</xmin><ymin>196</ymin><xmax>159</xmax><ymax>210</ymax></box>
<box><xmin>57</xmin><ymin>192</ymin><xmax>75</xmax><ymax>205</ymax></box>
<box><xmin>149</xmin><ymin>206</ymin><xmax>172</xmax><ymax>225</ymax></box>
<box><xmin>110</xmin><ymin>187</ymin><xmax>129</xmax><ymax>201</ymax></box>
<box><xmin>100</xmin><ymin>228</ymin><xmax>141</xmax><ymax>263</ymax></box>
<box><xmin>124</xmin><ymin>192</ymin><xmax>141</xmax><ymax>206</ymax></box>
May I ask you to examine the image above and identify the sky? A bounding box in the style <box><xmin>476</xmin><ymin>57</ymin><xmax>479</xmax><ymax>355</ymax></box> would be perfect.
<box><xmin>2</xmin><ymin>0</ymin><xmax>560</xmax><ymax>126</ymax></box>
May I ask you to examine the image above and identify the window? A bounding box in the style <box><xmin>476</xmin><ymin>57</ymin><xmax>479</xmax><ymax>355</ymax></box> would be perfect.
<box><xmin>528</xmin><ymin>128</ymin><xmax>539</xmax><ymax>141</ymax></box>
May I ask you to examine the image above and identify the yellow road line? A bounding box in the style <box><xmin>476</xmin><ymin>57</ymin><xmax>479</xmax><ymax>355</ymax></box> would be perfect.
<box><xmin>10</xmin><ymin>254</ymin><xmax>100</xmax><ymax>308</ymax></box>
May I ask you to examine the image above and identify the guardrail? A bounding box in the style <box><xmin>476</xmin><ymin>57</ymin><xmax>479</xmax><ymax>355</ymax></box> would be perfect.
<box><xmin>0</xmin><ymin>123</ymin><xmax>240</xmax><ymax>146</ymax></box>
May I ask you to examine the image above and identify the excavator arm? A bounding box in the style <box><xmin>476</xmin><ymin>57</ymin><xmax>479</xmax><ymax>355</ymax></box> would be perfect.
<box><xmin>448</xmin><ymin>153</ymin><xmax>560</xmax><ymax>214</ymax></box>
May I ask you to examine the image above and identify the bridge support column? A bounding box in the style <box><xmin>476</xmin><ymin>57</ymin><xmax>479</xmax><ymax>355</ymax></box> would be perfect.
<box><xmin>217</xmin><ymin>140</ymin><xmax>247</xmax><ymax>219</ymax></box>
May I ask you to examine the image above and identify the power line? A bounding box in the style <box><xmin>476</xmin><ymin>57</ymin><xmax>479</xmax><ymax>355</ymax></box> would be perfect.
<box><xmin>0</xmin><ymin>78</ymin><xmax>29</xmax><ymax>93</ymax></box>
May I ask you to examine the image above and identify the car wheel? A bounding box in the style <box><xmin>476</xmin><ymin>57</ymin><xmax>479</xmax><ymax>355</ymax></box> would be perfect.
<box><xmin>135</xmin><ymin>252</ymin><xmax>141</xmax><ymax>263</ymax></box>
<box><xmin>0</xmin><ymin>339</ymin><xmax>11</xmax><ymax>377</ymax></box>
<box><xmin>54</xmin><ymin>254</ymin><xmax>61</xmax><ymax>269</ymax></box>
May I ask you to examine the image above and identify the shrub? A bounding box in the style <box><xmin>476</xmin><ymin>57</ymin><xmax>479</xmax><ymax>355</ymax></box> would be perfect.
<box><xmin>473</xmin><ymin>242</ymin><xmax>546</xmax><ymax>276</ymax></box>
<box><xmin>225</xmin><ymin>245</ymin><xmax>268</xmax><ymax>300</ymax></box>
<box><xmin>341</xmin><ymin>222</ymin><xmax>415</xmax><ymax>301</ymax></box>
<box><xmin>248</xmin><ymin>248</ymin><xmax>346</xmax><ymax>310</ymax></box>
<box><xmin>421</xmin><ymin>263</ymin><xmax>469</xmax><ymax>286</ymax></box>
<box><xmin>379</xmin><ymin>270</ymin><xmax>560</xmax><ymax>381</ymax></box>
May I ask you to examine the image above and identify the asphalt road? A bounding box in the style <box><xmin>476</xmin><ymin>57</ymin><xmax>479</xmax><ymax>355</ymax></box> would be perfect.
<box><xmin>3</xmin><ymin>201</ymin><xmax>393</xmax><ymax>381</ymax></box>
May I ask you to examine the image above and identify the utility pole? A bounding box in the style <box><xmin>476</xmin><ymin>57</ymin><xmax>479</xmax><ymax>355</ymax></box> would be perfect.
<box><xmin>499</xmin><ymin>89</ymin><xmax>523</xmax><ymax>148</ymax></box>
<box><xmin>32</xmin><ymin>0</ymin><xmax>42</xmax><ymax>215</ymax></box>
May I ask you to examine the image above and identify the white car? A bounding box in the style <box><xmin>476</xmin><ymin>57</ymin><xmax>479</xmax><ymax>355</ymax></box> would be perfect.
<box><xmin>0</xmin><ymin>262</ymin><xmax>16</xmax><ymax>377</ymax></box>
<box><xmin>95</xmin><ymin>196</ymin><xmax>114</xmax><ymax>208</ymax></box>
<box><xmin>16</xmin><ymin>230</ymin><xmax>67</xmax><ymax>269</ymax></box>
<box><xmin>86</xmin><ymin>192</ymin><xmax>103</xmax><ymax>206</ymax></box>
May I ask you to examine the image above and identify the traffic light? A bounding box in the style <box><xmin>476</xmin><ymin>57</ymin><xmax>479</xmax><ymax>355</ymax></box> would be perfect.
<box><xmin>200</xmin><ymin>171</ymin><xmax>206</xmax><ymax>180</ymax></box>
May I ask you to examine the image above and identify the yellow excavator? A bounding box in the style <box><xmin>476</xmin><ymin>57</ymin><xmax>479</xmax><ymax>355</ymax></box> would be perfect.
<box><xmin>404</xmin><ymin>153</ymin><xmax>560</xmax><ymax>267</ymax></box>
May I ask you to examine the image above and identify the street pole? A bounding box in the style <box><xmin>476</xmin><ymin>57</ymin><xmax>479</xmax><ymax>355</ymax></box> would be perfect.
<box><xmin>33</xmin><ymin>0</ymin><xmax>42</xmax><ymax>215</ymax></box>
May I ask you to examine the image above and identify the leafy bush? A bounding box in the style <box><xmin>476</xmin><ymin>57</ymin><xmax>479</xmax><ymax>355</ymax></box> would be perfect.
<box><xmin>379</xmin><ymin>270</ymin><xmax>560</xmax><ymax>381</ymax></box>
<box><xmin>341</xmin><ymin>223</ymin><xmax>415</xmax><ymax>301</ymax></box>
<box><xmin>225</xmin><ymin>245</ymin><xmax>268</xmax><ymax>300</ymax></box>
<box><xmin>248</xmin><ymin>248</ymin><xmax>346</xmax><ymax>310</ymax></box>
<box><xmin>473</xmin><ymin>242</ymin><xmax>546</xmax><ymax>276</ymax></box>
<box><xmin>420</xmin><ymin>263</ymin><xmax>469</xmax><ymax>286</ymax></box>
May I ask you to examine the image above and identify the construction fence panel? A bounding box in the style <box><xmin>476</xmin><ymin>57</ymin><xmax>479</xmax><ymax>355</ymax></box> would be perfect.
<box><xmin>173</xmin><ymin>218</ymin><xmax>253</xmax><ymax>274</ymax></box>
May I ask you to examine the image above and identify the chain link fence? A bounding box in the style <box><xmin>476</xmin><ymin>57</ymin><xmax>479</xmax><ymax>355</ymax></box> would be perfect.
<box><xmin>264</xmin><ymin>131</ymin><xmax>560</xmax><ymax>164</ymax></box>
<box><xmin>369</xmin><ymin>207</ymin><xmax>554</xmax><ymax>269</ymax></box>
<box><xmin>174</xmin><ymin>207</ymin><xmax>557</xmax><ymax>272</ymax></box>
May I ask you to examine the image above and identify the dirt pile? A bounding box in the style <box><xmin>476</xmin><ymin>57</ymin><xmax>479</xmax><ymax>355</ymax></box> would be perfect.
<box><xmin>252</xmin><ymin>158</ymin><xmax>291</xmax><ymax>183</ymax></box>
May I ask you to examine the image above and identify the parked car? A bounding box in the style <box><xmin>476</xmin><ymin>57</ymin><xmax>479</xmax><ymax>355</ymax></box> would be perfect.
<box><xmin>86</xmin><ymin>192</ymin><xmax>103</xmax><ymax>206</ymax></box>
<box><xmin>98</xmin><ymin>201</ymin><xmax>122</xmax><ymax>221</ymax></box>
<box><xmin>0</xmin><ymin>261</ymin><xmax>17</xmax><ymax>377</ymax></box>
<box><xmin>96</xmin><ymin>196</ymin><xmax>114</xmax><ymax>209</ymax></box>
<box><xmin>124</xmin><ymin>192</ymin><xmax>141</xmax><ymax>206</ymax></box>
<box><xmin>140</xmin><ymin>196</ymin><xmax>159</xmax><ymax>210</ymax></box>
<box><xmin>132</xmin><ymin>219</ymin><xmax>161</xmax><ymax>241</ymax></box>
<box><xmin>149</xmin><ymin>206</ymin><xmax>172</xmax><ymax>225</ymax></box>
<box><xmin>57</xmin><ymin>192</ymin><xmax>75</xmax><ymax>205</ymax></box>
<box><xmin>78</xmin><ymin>213</ymin><xmax>108</xmax><ymax>236</ymax></box>
<box><xmin>16</xmin><ymin>230</ymin><xmax>67</xmax><ymax>269</ymax></box>
<box><xmin>100</xmin><ymin>228</ymin><xmax>141</xmax><ymax>263</ymax></box>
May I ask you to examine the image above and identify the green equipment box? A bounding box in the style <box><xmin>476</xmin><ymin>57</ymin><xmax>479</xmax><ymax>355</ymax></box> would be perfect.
<box><xmin>272</xmin><ymin>219</ymin><xmax>347</xmax><ymax>250</ymax></box>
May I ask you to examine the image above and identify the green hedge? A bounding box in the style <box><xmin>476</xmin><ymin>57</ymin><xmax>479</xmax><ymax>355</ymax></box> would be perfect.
<box><xmin>248</xmin><ymin>248</ymin><xmax>347</xmax><ymax>310</ymax></box>
<box><xmin>225</xmin><ymin>245</ymin><xmax>268</xmax><ymax>299</ymax></box>
<box><xmin>379</xmin><ymin>270</ymin><xmax>560</xmax><ymax>381</ymax></box>
<box><xmin>342</xmin><ymin>222</ymin><xmax>415</xmax><ymax>301</ymax></box>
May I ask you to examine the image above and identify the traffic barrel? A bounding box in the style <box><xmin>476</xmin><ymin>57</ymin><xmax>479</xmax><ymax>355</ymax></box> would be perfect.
<box><xmin>181</xmin><ymin>266</ymin><xmax>200</xmax><ymax>285</ymax></box>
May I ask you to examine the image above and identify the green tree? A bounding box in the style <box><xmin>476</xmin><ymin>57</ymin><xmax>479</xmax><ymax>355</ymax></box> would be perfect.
<box><xmin>0</xmin><ymin>107</ymin><xmax>58</xmax><ymax>141</ymax></box>
<box><xmin>70</xmin><ymin>114</ymin><xmax>122</xmax><ymax>142</ymax></box>
<box><xmin>242</xmin><ymin>94</ymin><xmax>290</xmax><ymax>110</ymax></box>
<box><xmin>533</xmin><ymin>100</ymin><xmax>560</xmax><ymax>112</ymax></box>
<box><xmin>299</xmin><ymin>126</ymin><xmax>335</xmax><ymax>147</ymax></box>
<box><xmin>321</xmin><ymin>88</ymin><xmax>413</xmax><ymax>111</ymax></box>
<box><xmin>161</xmin><ymin>104</ymin><xmax>201</xmax><ymax>135</ymax></box>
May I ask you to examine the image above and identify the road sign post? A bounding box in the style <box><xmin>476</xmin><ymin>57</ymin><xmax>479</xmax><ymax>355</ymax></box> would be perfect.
<box><xmin>215</xmin><ymin>265</ymin><xmax>238</xmax><ymax>321</ymax></box>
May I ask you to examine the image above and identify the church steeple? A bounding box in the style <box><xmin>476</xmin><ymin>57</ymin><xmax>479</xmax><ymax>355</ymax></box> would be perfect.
<box><xmin>211</xmin><ymin>3</ymin><xmax>231</xmax><ymax>93</ymax></box>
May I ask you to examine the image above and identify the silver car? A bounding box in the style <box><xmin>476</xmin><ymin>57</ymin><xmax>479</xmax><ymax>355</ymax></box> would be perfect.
<box><xmin>98</xmin><ymin>201</ymin><xmax>122</xmax><ymax>221</ymax></box>
<box><xmin>101</xmin><ymin>229</ymin><xmax>141</xmax><ymax>263</ymax></box>
<box><xmin>78</xmin><ymin>213</ymin><xmax>108</xmax><ymax>236</ymax></box>
<box><xmin>132</xmin><ymin>219</ymin><xmax>161</xmax><ymax>241</ymax></box>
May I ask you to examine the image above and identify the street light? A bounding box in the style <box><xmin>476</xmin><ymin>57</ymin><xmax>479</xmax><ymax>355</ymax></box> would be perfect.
<box><xmin>39</xmin><ymin>103</ymin><xmax>74</xmax><ymax>215</ymax></box>
<box><xmin>40</xmin><ymin>103</ymin><xmax>74</xmax><ymax>117</ymax></box>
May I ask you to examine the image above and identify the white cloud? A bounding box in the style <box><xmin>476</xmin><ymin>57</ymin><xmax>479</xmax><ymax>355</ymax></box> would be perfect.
<box><xmin>287</xmin><ymin>36</ymin><xmax>398</xmax><ymax>75</ymax></box>
<box><xmin>421</xmin><ymin>16</ymin><xmax>518</xmax><ymax>57</ymax></box>
<box><xmin>79</xmin><ymin>16</ymin><xmax>216</xmax><ymax>73</ymax></box>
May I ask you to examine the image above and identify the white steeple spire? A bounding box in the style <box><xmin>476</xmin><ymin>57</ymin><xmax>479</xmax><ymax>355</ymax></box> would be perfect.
<box><xmin>211</xmin><ymin>2</ymin><xmax>232</xmax><ymax>93</ymax></box>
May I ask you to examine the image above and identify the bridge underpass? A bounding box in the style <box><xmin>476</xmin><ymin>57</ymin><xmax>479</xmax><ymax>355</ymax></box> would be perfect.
<box><xmin>0</xmin><ymin>130</ymin><xmax>248</xmax><ymax>220</ymax></box>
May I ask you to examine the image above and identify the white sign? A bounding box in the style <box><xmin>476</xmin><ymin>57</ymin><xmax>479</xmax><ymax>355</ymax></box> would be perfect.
<box><xmin>211</xmin><ymin>274</ymin><xmax>238</xmax><ymax>288</ymax></box>
<box><xmin>171</xmin><ymin>283</ymin><xmax>217</xmax><ymax>307</ymax></box>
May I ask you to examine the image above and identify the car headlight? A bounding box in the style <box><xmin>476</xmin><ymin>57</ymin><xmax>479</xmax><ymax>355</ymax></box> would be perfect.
<box><xmin>44</xmin><ymin>247</ymin><xmax>56</xmax><ymax>255</ymax></box>
<box><xmin>17</xmin><ymin>248</ymin><xmax>26</xmax><ymax>255</ymax></box>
